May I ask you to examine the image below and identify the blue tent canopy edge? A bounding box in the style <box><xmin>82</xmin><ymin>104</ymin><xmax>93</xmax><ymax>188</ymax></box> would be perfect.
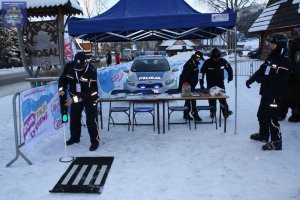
<box><xmin>68</xmin><ymin>0</ymin><xmax>236</xmax><ymax>42</ymax></box>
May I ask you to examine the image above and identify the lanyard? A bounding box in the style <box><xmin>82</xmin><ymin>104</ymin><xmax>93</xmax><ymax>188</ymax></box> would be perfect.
<box><xmin>75</xmin><ymin>64</ymin><xmax>89</xmax><ymax>83</ymax></box>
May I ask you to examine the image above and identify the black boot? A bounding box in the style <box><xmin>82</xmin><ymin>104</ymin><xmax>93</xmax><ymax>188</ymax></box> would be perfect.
<box><xmin>221</xmin><ymin>106</ymin><xmax>233</xmax><ymax>118</ymax></box>
<box><xmin>89</xmin><ymin>142</ymin><xmax>99</xmax><ymax>151</ymax></box>
<box><xmin>183</xmin><ymin>111</ymin><xmax>193</xmax><ymax>120</ymax></box>
<box><xmin>262</xmin><ymin>140</ymin><xmax>282</xmax><ymax>151</ymax></box>
<box><xmin>66</xmin><ymin>138</ymin><xmax>80</xmax><ymax>145</ymax></box>
<box><xmin>250</xmin><ymin>133</ymin><xmax>268</xmax><ymax>142</ymax></box>
<box><xmin>192</xmin><ymin>112</ymin><xmax>202</xmax><ymax>122</ymax></box>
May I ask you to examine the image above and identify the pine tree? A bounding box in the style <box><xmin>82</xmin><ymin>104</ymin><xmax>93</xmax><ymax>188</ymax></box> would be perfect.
<box><xmin>0</xmin><ymin>17</ymin><xmax>21</xmax><ymax>68</ymax></box>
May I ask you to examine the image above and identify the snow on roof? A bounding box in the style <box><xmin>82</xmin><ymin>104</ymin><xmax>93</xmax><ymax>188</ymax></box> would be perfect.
<box><xmin>166</xmin><ymin>44</ymin><xmax>193</xmax><ymax>50</ymax></box>
<box><xmin>249</xmin><ymin>0</ymin><xmax>300</xmax><ymax>32</ymax></box>
<box><xmin>160</xmin><ymin>40</ymin><xmax>176</xmax><ymax>47</ymax></box>
<box><xmin>0</xmin><ymin>0</ymin><xmax>82</xmax><ymax>17</ymax></box>
<box><xmin>183</xmin><ymin>40</ymin><xmax>196</xmax><ymax>46</ymax></box>
<box><xmin>0</xmin><ymin>0</ymin><xmax>82</xmax><ymax>10</ymax></box>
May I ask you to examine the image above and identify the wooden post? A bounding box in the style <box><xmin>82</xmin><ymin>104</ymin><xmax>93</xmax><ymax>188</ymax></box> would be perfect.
<box><xmin>57</xmin><ymin>7</ymin><xmax>65</xmax><ymax>74</ymax></box>
<box><xmin>17</xmin><ymin>27</ymin><xmax>32</xmax><ymax>77</ymax></box>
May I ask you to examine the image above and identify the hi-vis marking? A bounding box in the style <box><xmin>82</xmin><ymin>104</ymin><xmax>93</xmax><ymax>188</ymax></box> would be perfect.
<box><xmin>61</xmin><ymin>164</ymin><xmax>108</xmax><ymax>186</ymax></box>
<box><xmin>139</xmin><ymin>76</ymin><xmax>161</xmax><ymax>80</ymax></box>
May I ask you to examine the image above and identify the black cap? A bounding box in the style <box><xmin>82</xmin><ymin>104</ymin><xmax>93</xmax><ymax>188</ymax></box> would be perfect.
<box><xmin>74</xmin><ymin>52</ymin><xmax>87</xmax><ymax>71</ymax></box>
<box><xmin>211</xmin><ymin>48</ymin><xmax>221</xmax><ymax>59</ymax></box>
<box><xmin>266</xmin><ymin>33</ymin><xmax>288</xmax><ymax>44</ymax></box>
<box><xmin>194</xmin><ymin>51</ymin><xmax>204</xmax><ymax>60</ymax></box>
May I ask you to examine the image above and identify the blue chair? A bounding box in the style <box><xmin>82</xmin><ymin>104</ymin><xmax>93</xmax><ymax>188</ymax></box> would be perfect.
<box><xmin>166</xmin><ymin>89</ymin><xmax>191</xmax><ymax>130</ymax></box>
<box><xmin>194</xmin><ymin>89</ymin><xmax>217</xmax><ymax>130</ymax></box>
<box><xmin>108</xmin><ymin>89</ymin><xmax>131</xmax><ymax>131</ymax></box>
<box><xmin>132</xmin><ymin>90</ymin><xmax>155</xmax><ymax>131</ymax></box>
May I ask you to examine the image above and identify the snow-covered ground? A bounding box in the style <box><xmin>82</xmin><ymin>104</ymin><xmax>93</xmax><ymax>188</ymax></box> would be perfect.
<box><xmin>1</xmin><ymin>52</ymin><xmax>300</xmax><ymax>200</ymax></box>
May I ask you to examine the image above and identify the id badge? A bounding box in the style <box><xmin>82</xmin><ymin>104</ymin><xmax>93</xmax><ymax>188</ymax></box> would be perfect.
<box><xmin>264</xmin><ymin>66</ymin><xmax>271</xmax><ymax>75</ymax></box>
<box><xmin>198</xmin><ymin>72</ymin><xmax>203</xmax><ymax>80</ymax></box>
<box><xmin>76</xmin><ymin>83</ymin><xmax>81</xmax><ymax>93</ymax></box>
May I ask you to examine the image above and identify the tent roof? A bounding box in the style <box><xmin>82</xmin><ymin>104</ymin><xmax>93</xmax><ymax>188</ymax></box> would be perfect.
<box><xmin>68</xmin><ymin>0</ymin><xmax>236</xmax><ymax>42</ymax></box>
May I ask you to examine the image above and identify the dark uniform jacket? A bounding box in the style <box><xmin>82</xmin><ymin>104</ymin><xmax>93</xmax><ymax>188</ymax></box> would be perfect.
<box><xmin>58</xmin><ymin>62</ymin><xmax>99</xmax><ymax>102</ymax></box>
<box><xmin>178</xmin><ymin>57</ymin><xmax>199</xmax><ymax>91</ymax></box>
<box><xmin>281</xmin><ymin>59</ymin><xmax>300</xmax><ymax>104</ymax></box>
<box><xmin>200</xmin><ymin>58</ymin><xmax>233</xmax><ymax>89</ymax></box>
<box><xmin>251</xmin><ymin>53</ymin><xmax>289</xmax><ymax>104</ymax></box>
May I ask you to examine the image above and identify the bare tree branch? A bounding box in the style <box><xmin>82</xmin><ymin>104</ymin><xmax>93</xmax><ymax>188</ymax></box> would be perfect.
<box><xmin>95</xmin><ymin>0</ymin><xmax>109</xmax><ymax>15</ymax></box>
<box><xmin>83</xmin><ymin>0</ymin><xmax>95</xmax><ymax>18</ymax></box>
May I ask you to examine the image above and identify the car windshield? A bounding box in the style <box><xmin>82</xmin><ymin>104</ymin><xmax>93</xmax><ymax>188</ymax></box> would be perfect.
<box><xmin>131</xmin><ymin>58</ymin><xmax>170</xmax><ymax>72</ymax></box>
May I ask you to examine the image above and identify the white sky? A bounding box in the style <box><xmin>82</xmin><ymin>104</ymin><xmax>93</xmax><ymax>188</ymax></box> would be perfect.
<box><xmin>77</xmin><ymin>0</ymin><xmax>269</xmax><ymax>17</ymax></box>
<box><xmin>77</xmin><ymin>0</ymin><xmax>211</xmax><ymax>17</ymax></box>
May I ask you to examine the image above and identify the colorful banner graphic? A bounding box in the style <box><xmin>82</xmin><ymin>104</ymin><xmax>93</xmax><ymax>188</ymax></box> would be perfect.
<box><xmin>64</xmin><ymin>32</ymin><xmax>77</xmax><ymax>62</ymax></box>
<box><xmin>20</xmin><ymin>83</ymin><xmax>63</xmax><ymax>150</ymax></box>
<box><xmin>97</xmin><ymin>63</ymin><xmax>131</xmax><ymax>96</ymax></box>
<box><xmin>1</xmin><ymin>1</ymin><xmax>27</xmax><ymax>28</ymax></box>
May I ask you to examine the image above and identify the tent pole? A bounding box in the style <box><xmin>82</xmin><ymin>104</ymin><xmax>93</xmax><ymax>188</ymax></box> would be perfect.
<box><xmin>234</xmin><ymin>26</ymin><xmax>237</xmax><ymax>135</ymax></box>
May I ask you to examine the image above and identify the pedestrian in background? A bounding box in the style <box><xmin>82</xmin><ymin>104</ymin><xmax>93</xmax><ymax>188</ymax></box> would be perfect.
<box><xmin>106</xmin><ymin>50</ymin><xmax>112</xmax><ymax>66</ymax></box>
<box><xmin>115</xmin><ymin>52</ymin><xmax>120</xmax><ymax>64</ymax></box>
<box><xmin>246</xmin><ymin>33</ymin><xmax>289</xmax><ymax>151</ymax></box>
<box><xmin>200</xmin><ymin>48</ymin><xmax>233</xmax><ymax>118</ymax></box>
<box><xmin>58</xmin><ymin>52</ymin><xmax>100</xmax><ymax>151</ymax></box>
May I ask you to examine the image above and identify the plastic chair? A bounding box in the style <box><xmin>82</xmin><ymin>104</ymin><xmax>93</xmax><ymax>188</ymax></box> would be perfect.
<box><xmin>108</xmin><ymin>89</ymin><xmax>131</xmax><ymax>131</ymax></box>
<box><xmin>132</xmin><ymin>89</ymin><xmax>155</xmax><ymax>131</ymax></box>
<box><xmin>166</xmin><ymin>89</ymin><xmax>191</xmax><ymax>130</ymax></box>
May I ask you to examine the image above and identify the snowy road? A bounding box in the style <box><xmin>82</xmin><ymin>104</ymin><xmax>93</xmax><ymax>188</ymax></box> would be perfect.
<box><xmin>0</xmin><ymin>81</ymin><xmax>31</xmax><ymax>98</ymax></box>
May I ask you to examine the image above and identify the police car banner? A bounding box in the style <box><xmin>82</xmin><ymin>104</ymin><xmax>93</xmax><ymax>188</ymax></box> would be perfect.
<box><xmin>20</xmin><ymin>83</ymin><xmax>63</xmax><ymax>151</ymax></box>
<box><xmin>96</xmin><ymin>61</ymin><xmax>185</xmax><ymax>96</ymax></box>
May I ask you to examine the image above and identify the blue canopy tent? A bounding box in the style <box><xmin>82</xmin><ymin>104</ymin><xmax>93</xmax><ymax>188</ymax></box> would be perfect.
<box><xmin>68</xmin><ymin>0</ymin><xmax>239</xmax><ymax>134</ymax></box>
<box><xmin>68</xmin><ymin>0</ymin><xmax>236</xmax><ymax>42</ymax></box>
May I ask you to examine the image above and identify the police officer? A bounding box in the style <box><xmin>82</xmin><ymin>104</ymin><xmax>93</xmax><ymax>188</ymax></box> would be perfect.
<box><xmin>278</xmin><ymin>37</ymin><xmax>300</xmax><ymax>122</ymax></box>
<box><xmin>200</xmin><ymin>48</ymin><xmax>233</xmax><ymax>118</ymax></box>
<box><xmin>178</xmin><ymin>51</ymin><xmax>203</xmax><ymax>121</ymax></box>
<box><xmin>58</xmin><ymin>52</ymin><xmax>100</xmax><ymax>151</ymax></box>
<box><xmin>246</xmin><ymin>33</ymin><xmax>289</xmax><ymax>151</ymax></box>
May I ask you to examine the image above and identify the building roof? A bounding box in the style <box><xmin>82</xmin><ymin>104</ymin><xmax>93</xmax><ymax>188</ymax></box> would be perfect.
<box><xmin>160</xmin><ymin>40</ymin><xmax>195</xmax><ymax>47</ymax></box>
<box><xmin>249</xmin><ymin>0</ymin><xmax>300</xmax><ymax>32</ymax></box>
<box><xmin>166</xmin><ymin>44</ymin><xmax>194</xmax><ymax>50</ymax></box>
<box><xmin>0</xmin><ymin>0</ymin><xmax>82</xmax><ymax>17</ymax></box>
<box><xmin>160</xmin><ymin>40</ymin><xmax>176</xmax><ymax>47</ymax></box>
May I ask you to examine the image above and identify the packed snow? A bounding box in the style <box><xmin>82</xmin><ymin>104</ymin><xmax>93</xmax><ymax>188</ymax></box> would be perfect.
<box><xmin>0</xmin><ymin>51</ymin><xmax>300</xmax><ymax>200</ymax></box>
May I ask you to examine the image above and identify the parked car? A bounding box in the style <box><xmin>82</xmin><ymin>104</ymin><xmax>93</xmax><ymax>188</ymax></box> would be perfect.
<box><xmin>123</xmin><ymin>55</ymin><xmax>178</xmax><ymax>93</ymax></box>
<box><xmin>247</xmin><ymin>49</ymin><xmax>260</xmax><ymax>59</ymax></box>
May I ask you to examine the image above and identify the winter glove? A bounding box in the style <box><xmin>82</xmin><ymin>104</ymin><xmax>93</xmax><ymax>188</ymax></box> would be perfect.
<box><xmin>245</xmin><ymin>77</ymin><xmax>255</xmax><ymax>88</ymax></box>
<box><xmin>227</xmin><ymin>76</ymin><xmax>233</xmax><ymax>83</ymax></box>
<box><xmin>200</xmin><ymin>79</ymin><xmax>205</xmax><ymax>89</ymax></box>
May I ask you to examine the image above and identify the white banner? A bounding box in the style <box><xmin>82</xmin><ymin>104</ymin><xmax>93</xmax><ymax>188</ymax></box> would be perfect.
<box><xmin>212</xmin><ymin>13</ymin><xmax>229</xmax><ymax>22</ymax></box>
<box><xmin>20</xmin><ymin>83</ymin><xmax>64</xmax><ymax>150</ymax></box>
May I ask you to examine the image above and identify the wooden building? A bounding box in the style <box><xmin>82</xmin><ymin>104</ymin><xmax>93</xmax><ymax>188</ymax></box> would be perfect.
<box><xmin>248</xmin><ymin>0</ymin><xmax>300</xmax><ymax>59</ymax></box>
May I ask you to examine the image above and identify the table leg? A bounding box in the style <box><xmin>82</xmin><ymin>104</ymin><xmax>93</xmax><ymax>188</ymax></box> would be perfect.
<box><xmin>219</xmin><ymin>103</ymin><xmax>222</xmax><ymax>128</ymax></box>
<box><xmin>99</xmin><ymin>102</ymin><xmax>103</xmax><ymax>129</ymax></box>
<box><xmin>224</xmin><ymin>116</ymin><xmax>227</xmax><ymax>133</ymax></box>
<box><xmin>157</xmin><ymin>102</ymin><xmax>160</xmax><ymax>134</ymax></box>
